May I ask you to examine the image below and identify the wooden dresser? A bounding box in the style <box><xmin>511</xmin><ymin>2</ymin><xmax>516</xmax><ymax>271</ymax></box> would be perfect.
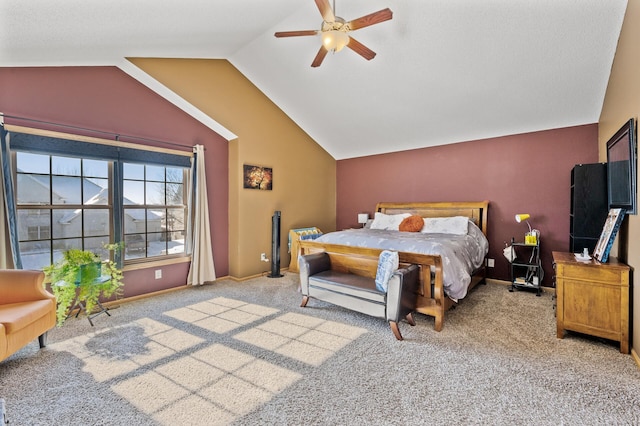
<box><xmin>552</xmin><ymin>251</ymin><xmax>630</xmax><ymax>353</ymax></box>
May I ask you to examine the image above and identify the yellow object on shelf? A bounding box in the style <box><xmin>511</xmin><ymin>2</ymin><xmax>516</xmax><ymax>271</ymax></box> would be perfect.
<box><xmin>525</xmin><ymin>233</ymin><xmax>537</xmax><ymax>245</ymax></box>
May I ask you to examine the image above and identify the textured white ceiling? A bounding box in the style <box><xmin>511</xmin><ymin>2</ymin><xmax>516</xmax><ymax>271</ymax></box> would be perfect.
<box><xmin>0</xmin><ymin>0</ymin><xmax>628</xmax><ymax>159</ymax></box>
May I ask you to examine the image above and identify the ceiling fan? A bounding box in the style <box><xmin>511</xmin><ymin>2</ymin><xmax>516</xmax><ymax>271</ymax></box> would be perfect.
<box><xmin>274</xmin><ymin>0</ymin><xmax>393</xmax><ymax>67</ymax></box>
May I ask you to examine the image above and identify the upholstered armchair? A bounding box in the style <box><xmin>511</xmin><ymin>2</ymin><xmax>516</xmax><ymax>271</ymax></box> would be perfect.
<box><xmin>0</xmin><ymin>270</ymin><xmax>56</xmax><ymax>362</ymax></box>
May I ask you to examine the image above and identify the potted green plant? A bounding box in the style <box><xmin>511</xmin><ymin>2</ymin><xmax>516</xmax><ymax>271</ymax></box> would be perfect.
<box><xmin>44</xmin><ymin>243</ymin><xmax>124</xmax><ymax>326</ymax></box>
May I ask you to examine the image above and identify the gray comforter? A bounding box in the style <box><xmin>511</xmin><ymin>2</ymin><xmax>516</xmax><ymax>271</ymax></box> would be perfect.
<box><xmin>314</xmin><ymin>221</ymin><xmax>489</xmax><ymax>300</ymax></box>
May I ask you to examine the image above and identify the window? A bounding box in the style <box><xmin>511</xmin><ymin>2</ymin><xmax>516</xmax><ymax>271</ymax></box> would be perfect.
<box><xmin>11</xmin><ymin>135</ymin><xmax>191</xmax><ymax>270</ymax></box>
<box><xmin>122</xmin><ymin>163</ymin><xmax>187</xmax><ymax>260</ymax></box>
<box><xmin>27</xmin><ymin>225</ymin><xmax>50</xmax><ymax>240</ymax></box>
<box><xmin>16</xmin><ymin>152</ymin><xmax>112</xmax><ymax>270</ymax></box>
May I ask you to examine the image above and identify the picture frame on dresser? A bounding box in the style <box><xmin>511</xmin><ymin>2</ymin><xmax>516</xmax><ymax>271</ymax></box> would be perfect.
<box><xmin>593</xmin><ymin>208</ymin><xmax>625</xmax><ymax>263</ymax></box>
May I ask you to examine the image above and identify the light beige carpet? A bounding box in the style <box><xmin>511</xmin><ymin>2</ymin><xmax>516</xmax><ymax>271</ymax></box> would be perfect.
<box><xmin>1</xmin><ymin>273</ymin><xmax>639</xmax><ymax>425</ymax></box>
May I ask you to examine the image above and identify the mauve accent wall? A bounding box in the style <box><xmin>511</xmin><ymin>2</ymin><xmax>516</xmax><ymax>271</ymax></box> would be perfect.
<box><xmin>0</xmin><ymin>66</ymin><xmax>229</xmax><ymax>297</ymax></box>
<box><xmin>336</xmin><ymin>124</ymin><xmax>599</xmax><ymax>286</ymax></box>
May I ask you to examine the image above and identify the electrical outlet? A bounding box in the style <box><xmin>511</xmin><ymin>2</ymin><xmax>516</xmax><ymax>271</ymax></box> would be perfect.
<box><xmin>260</xmin><ymin>253</ymin><xmax>269</xmax><ymax>262</ymax></box>
<box><xmin>155</xmin><ymin>269</ymin><xmax>162</xmax><ymax>279</ymax></box>
<box><xmin>486</xmin><ymin>258</ymin><xmax>495</xmax><ymax>268</ymax></box>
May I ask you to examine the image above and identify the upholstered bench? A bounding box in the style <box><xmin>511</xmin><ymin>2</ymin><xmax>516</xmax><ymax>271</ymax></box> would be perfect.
<box><xmin>299</xmin><ymin>251</ymin><xmax>420</xmax><ymax>340</ymax></box>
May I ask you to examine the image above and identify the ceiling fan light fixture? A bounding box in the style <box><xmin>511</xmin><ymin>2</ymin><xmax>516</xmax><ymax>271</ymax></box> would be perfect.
<box><xmin>274</xmin><ymin>0</ymin><xmax>393</xmax><ymax>67</ymax></box>
<box><xmin>322</xmin><ymin>30</ymin><xmax>349</xmax><ymax>52</ymax></box>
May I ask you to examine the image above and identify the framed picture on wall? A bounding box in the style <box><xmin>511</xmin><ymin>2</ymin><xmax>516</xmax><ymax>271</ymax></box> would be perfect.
<box><xmin>593</xmin><ymin>208</ymin><xmax>625</xmax><ymax>263</ymax></box>
<box><xmin>243</xmin><ymin>164</ymin><xmax>273</xmax><ymax>190</ymax></box>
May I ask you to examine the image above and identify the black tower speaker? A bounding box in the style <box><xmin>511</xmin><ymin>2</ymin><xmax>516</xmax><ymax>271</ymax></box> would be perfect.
<box><xmin>268</xmin><ymin>210</ymin><xmax>283</xmax><ymax>278</ymax></box>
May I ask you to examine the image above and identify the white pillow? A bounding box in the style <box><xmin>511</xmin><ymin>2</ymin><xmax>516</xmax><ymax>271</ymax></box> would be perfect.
<box><xmin>421</xmin><ymin>216</ymin><xmax>469</xmax><ymax>235</ymax></box>
<box><xmin>370</xmin><ymin>212</ymin><xmax>411</xmax><ymax>231</ymax></box>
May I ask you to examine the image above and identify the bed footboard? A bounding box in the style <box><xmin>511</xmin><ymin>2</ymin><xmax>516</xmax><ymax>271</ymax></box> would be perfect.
<box><xmin>299</xmin><ymin>241</ymin><xmax>447</xmax><ymax>331</ymax></box>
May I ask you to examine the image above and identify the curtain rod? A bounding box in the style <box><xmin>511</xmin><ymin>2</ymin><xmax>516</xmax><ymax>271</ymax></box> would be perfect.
<box><xmin>0</xmin><ymin>113</ymin><xmax>202</xmax><ymax>151</ymax></box>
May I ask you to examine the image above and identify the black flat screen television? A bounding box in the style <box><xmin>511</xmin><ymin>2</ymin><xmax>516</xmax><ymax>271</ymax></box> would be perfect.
<box><xmin>606</xmin><ymin>118</ymin><xmax>637</xmax><ymax>215</ymax></box>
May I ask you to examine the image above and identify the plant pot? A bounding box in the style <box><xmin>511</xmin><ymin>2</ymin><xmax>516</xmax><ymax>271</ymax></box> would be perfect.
<box><xmin>74</xmin><ymin>262</ymin><xmax>102</xmax><ymax>286</ymax></box>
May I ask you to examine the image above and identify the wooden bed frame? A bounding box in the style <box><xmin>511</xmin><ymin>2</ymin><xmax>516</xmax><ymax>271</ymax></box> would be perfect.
<box><xmin>298</xmin><ymin>201</ymin><xmax>489</xmax><ymax>332</ymax></box>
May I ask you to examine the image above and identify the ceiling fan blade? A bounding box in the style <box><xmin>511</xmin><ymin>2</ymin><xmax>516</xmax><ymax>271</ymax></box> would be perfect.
<box><xmin>311</xmin><ymin>46</ymin><xmax>329</xmax><ymax>67</ymax></box>
<box><xmin>347</xmin><ymin>8</ymin><xmax>393</xmax><ymax>31</ymax></box>
<box><xmin>274</xmin><ymin>30</ymin><xmax>318</xmax><ymax>38</ymax></box>
<box><xmin>346</xmin><ymin>37</ymin><xmax>376</xmax><ymax>61</ymax></box>
<box><xmin>315</xmin><ymin>0</ymin><xmax>335</xmax><ymax>22</ymax></box>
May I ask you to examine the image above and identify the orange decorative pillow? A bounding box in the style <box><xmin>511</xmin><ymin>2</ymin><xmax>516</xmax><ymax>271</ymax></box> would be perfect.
<box><xmin>399</xmin><ymin>215</ymin><xmax>424</xmax><ymax>232</ymax></box>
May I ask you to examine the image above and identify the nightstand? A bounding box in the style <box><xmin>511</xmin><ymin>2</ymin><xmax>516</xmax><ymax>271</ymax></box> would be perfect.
<box><xmin>552</xmin><ymin>251</ymin><xmax>630</xmax><ymax>353</ymax></box>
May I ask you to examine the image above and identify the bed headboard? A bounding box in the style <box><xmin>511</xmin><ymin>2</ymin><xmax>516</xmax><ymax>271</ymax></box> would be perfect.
<box><xmin>375</xmin><ymin>201</ymin><xmax>489</xmax><ymax>235</ymax></box>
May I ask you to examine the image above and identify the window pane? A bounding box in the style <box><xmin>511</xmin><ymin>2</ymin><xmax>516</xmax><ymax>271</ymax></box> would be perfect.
<box><xmin>123</xmin><ymin>163</ymin><xmax>144</xmax><ymax>180</ymax></box>
<box><xmin>52</xmin><ymin>156</ymin><xmax>81</xmax><ymax>176</ymax></box>
<box><xmin>168</xmin><ymin>231</ymin><xmax>185</xmax><ymax>255</ymax></box>
<box><xmin>84</xmin><ymin>178</ymin><xmax>108</xmax><ymax>205</ymax></box>
<box><xmin>17</xmin><ymin>152</ymin><xmax>49</xmax><ymax>174</ymax></box>
<box><xmin>84</xmin><ymin>209</ymin><xmax>110</xmax><ymax>237</ymax></box>
<box><xmin>148</xmin><ymin>209</ymin><xmax>164</xmax><ymax>233</ymax></box>
<box><xmin>52</xmin><ymin>176</ymin><xmax>81</xmax><ymax>204</ymax></box>
<box><xmin>123</xmin><ymin>180</ymin><xmax>144</xmax><ymax>205</ymax></box>
<box><xmin>166</xmin><ymin>167</ymin><xmax>183</xmax><ymax>183</ymax></box>
<box><xmin>146</xmin><ymin>182</ymin><xmax>165</xmax><ymax>205</ymax></box>
<box><xmin>52</xmin><ymin>209</ymin><xmax>82</xmax><ymax>238</ymax></box>
<box><xmin>20</xmin><ymin>240</ymin><xmax>51</xmax><ymax>270</ymax></box>
<box><xmin>52</xmin><ymin>238</ymin><xmax>82</xmax><ymax>263</ymax></box>
<box><xmin>146</xmin><ymin>165</ymin><xmax>165</xmax><ymax>182</ymax></box>
<box><xmin>18</xmin><ymin>209</ymin><xmax>50</xmax><ymax>241</ymax></box>
<box><xmin>85</xmin><ymin>237</ymin><xmax>109</xmax><ymax>260</ymax></box>
<box><xmin>124</xmin><ymin>208</ymin><xmax>146</xmax><ymax>233</ymax></box>
<box><xmin>124</xmin><ymin>234</ymin><xmax>146</xmax><ymax>259</ymax></box>
<box><xmin>83</xmin><ymin>159</ymin><xmax>108</xmax><ymax>178</ymax></box>
<box><xmin>17</xmin><ymin>174</ymin><xmax>50</xmax><ymax>204</ymax></box>
<box><xmin>166</xmin><ymin>183</ymin><xmax>183</xmax><ymax>205</ymax></box>
<box><xmin>147</xmin><ymin>232</ymin><xmax>165</xmax><ymax>257</ymax></box>
<box><xmin>166</xmin><ymin>208</ymin><xmax>184</xmax><ymax>231</ymax></box>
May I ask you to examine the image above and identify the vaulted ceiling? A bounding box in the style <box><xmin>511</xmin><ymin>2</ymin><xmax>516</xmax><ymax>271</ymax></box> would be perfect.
<box><xmin>0</xmin><ymin>0</ymin><xmax>628</xmax><ymax>159</ymax></box>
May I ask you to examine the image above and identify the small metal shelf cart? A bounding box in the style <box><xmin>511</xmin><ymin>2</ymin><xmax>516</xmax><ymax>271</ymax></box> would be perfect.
<box><xmin>509</xmin><ymin>237</ymin><xmax>542</xmax><ymax>296</ymax></box>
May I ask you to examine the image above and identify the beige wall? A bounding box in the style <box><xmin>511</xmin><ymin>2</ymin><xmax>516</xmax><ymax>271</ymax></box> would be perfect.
<box><xmin>599</xmin><ymin>0</ymin><xmax>640</xmax><ymax>359</ymax></box>
<box><xmin>129</xmin><ymin>59</ymin><xmax>336</xmax><ymax>278</ymax></box>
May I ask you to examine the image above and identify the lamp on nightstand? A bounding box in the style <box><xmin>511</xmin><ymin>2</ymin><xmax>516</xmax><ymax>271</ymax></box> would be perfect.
<box><xmin>515</xmin><ymin>213</ymin><xmax>539</xmax><ymax>244</ymax></box>
<box><xmin>358</xmin><ymin>213</ymin><xmax>369</xmax><ymax>228</ymax></box>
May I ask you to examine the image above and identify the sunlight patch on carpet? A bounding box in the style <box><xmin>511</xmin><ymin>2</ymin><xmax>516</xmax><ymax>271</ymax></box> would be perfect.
<box><xmin>193</xmin><ymin>316</ymin><xmax>243</xmax><ymax>334</ymax></box>
<box><xmin>234</xmin><ymin>313</ymin><xmax>367</xmax><ymax>366</ymax></box>
<box><xmin>111</xmin><ymin>342</ymin><xmax>303</xmax><ymax>425</ymax></box>
<box><xmin>50</xmin><ymin>318</ymin><xmax>205</xmax><ymax>381</ymax></box>
<box><xmin>50</xmin><ymin>296</ymin><xmax>363</xmax><ymax>424</ymax></box>
<box><xmin>153</xmin><ymin>394</ymin><xmax>235</xmax><ymax>426</ymax></box>
<box><xmin>191</xmin><ymin>343</ymin><xmax>254</xmax><ymax>372</ymax></box>
<box><xmin>150</xmin><ymin>328</ymin><xmax>206</xmax><ymax>351</ymax></box>
<box><xmin>257</xmin><ymin>318</ymin><xmax>309</xmax><ymax>339</ymax></box>
<box><xmin>112</xmin><ymin>370</ymin><xmax>192</xmax><ymax>414</ymax></box>
<box><xmin>169</xmin><ymin>296</ymin><xmax>281</xmax><ymax>335</ymax></box>
<box><xmin>275</xmin><ymin>340</ymin><xmax>334</xmax><ymax>366</ymax></box>
<box><xmin>234</xmin><ymin>328</ymin><xmax>294</xmax><ymax>351</ymax></box>
<box><xmin>155</xmin><ymin>357</ymin><xmax>226</xmax><ymax>392</ymax></box>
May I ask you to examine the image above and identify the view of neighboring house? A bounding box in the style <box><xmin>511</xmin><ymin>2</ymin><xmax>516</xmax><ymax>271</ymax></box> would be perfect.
<box><xmin>16</xmin><ymin>171</ymin><xmax>168</xmax><ymax>270</ymax></box>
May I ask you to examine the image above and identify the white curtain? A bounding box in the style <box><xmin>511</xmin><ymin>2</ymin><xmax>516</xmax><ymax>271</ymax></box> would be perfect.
<box><xmin>187</xmin><ymin>144</ymin><xmax>216</xmax><ymax>285</ymax></box>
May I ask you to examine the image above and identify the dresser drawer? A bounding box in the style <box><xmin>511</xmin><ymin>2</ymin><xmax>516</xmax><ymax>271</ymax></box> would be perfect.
<box><xmin>559</xmin><ymin>263</ymin><xmax>624</xmax><ymax>284</ymax></box>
